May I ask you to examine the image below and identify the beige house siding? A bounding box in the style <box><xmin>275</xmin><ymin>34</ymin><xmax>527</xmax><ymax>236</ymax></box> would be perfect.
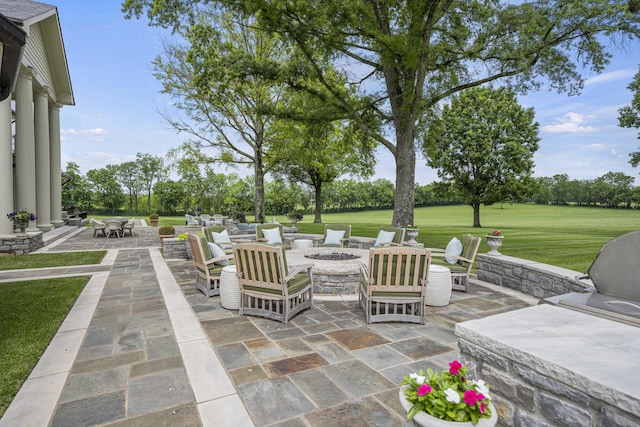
<box><xmin>22</xmin><ymin>22</ymin><xmax>55</xmax><ymax>95</ymax></box>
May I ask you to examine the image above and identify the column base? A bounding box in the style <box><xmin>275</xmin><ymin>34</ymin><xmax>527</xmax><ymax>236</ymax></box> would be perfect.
<box><xmin>51</xmin><ymin>220</ymin><xmax>66</xmax><ymax>228</ymax></box>
<box><xmin>36</xmin><ymin>223</ymin><xmax>54</xmax><ymax>232</ymax></box>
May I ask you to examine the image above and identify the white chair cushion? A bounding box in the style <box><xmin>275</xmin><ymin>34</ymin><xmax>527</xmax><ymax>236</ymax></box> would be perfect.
<box><xmin>212</xmin><ymin>229</ymin><xmax>232</xmax><ymax>249</ymax></box>
<box><xmin>207</xmin><ymin>242</ymin><xmax>230</xmax><ymax>266</ymax></box>
<box><xmin>445</xmin><ymin>237</ymin><xmax>463</xmax><ymax>264</ymax></box>
<box><xmin>324</xmin><ymin>229</ymin><xmax>346</xmax><ymax>245</ymax></box>
<box><xmin>262</xmin><ymin>227</ymin><xmax>283</xmax><ymax>245</ymax></box>
<box><xmin>374</xmin><ymin>230</ymin><xmax>396</xmax><ymax>247</ymax></box>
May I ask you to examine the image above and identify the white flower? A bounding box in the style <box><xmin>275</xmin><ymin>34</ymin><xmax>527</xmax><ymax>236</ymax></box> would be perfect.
<box><xmin>444</xmin><ymin>388</ymin><xmax>460</xmax><ymax>404</ymax></box>
<box><xmin>409</xmin><ymin>373</ymin><xmax>426</xmax><ymax>384</ymax></box>
<box><xmin>472</xmin><ymin>379</ymin><xmax>490</xmax><ymax>396</ymax></box>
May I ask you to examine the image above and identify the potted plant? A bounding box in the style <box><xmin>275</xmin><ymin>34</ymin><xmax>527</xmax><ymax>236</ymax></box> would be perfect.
<box><xmin>486</xmin><ymin>230</ymin><xmax>503</xmax><ymax>256</ymax></box>
<box><xmin>158</xmin><ymin>225</ymin><xmax>175</xmax><ymax>245</ymax></box>
<box><xmin>286</xmin><ymin>211</ymin><xmax>304</xmax><ymax>227</ymax></box>
<box><xmin>399</xmin><ymin>360</ymin><xmax>497</xmax><ymax>426</ymax></box>
<box><xmin>177</xmin><ymin>232</ymin><xmax>192</xmax><ymax>259</ymax></box>
<box><xmin>149</xmin><ymin>213</ymin><xmax>159</xmax><ymax>227</ymax></box>
<box><xmin>6</xmin><ymin>209</ymin><xmax>37</xmax><ymax>235</ymax></box>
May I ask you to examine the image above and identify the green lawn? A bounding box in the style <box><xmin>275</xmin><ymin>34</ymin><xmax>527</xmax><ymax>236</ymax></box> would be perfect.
<box><xmin>291</xmin><ymin>204</ymin><xmax>640</xmax><ymax>273</ymax></box>
<box><xmin>98</xmin><ymin>205</ymin><xmax>638</xmax><ymax>272</ymax></box>
<box><xmin>0</xmin><ymin>251</ymin><xmax>106</xmax><ymax>271</ymax></box>
<box><xmin>0</xmin><ymin>276</ymin><xmax>89</xmax><ymax>417</ymax></box>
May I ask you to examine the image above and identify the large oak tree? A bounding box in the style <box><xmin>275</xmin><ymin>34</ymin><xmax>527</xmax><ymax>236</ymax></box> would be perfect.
<box><xmin>124</xmin><ymin>0</ymin><xmax>640</xmax><ymax>226</ymax></box>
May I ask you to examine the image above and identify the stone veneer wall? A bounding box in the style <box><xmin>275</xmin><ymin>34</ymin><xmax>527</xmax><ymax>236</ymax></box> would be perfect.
<box><xmin>476</xmin><ymin>253</ymin><xmax>591</xmax><ymax>298</ymax></box>
<box><xmin>0</xmin><ymin>233</ymin><xmax>44</xmax><ymax>254</ymax></box>
<box><xmin>163</xmin><ymin>238</ymin><xmax>188</xmax><ymax>259</ymax></box>
<box><xmin>456</xmin><ymin>305</ymin><xmax>640</xmax><ymax>427</ymax></box>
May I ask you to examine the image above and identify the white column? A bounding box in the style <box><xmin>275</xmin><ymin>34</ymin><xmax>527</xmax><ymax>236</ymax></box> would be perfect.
<box><xmin>0</xmin><ymin>96</ymin><xmax>14</xmax><ymax>235</ymax></box>
<box><xmin>49</xmin><ymin>103</ymin><xmax>64</xmax><ymax>227</ymax></box>
<box><xmin>34</xmin><ymin>88</ymin><xmax>52</xmax><ymax>231</ymax></box>
<box><xmin>14</xmin><ymin>68</ymin><xmax>37</xmax><ymax>232</ymax></box>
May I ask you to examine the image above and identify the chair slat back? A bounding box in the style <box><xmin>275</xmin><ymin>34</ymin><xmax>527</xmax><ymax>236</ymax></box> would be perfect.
<box><xmin>378</xmin><ymin>226</ymin><xmax>406</xmax><ymax>245</ymax></box>
<box><xmin>367</xmin><ymin>247</ymin><xmax>430</xmax><ymax>294</ymax></box>
<box><xmin>233</xmin><ymin>243</ymin><xmax>287</xmax><ymax>293</ymax></box>
<box><xmin>188</xmin><ymin>233</ymin><xmax>208</xmax><ymax>272</ymax></box>
<box><xmin>256</xmin><ymin>223</ymin><xmax>284</xmax><ymax>241</ymax></box>
<box><xmin>202</xmin><ymin>225</ymin><xmax>226</xmax><ymax>242</ymax></box>
<box><xmin>459</xmin><ymin>234</ymin><xmax>481</xmax><ymax>268</ymax></box>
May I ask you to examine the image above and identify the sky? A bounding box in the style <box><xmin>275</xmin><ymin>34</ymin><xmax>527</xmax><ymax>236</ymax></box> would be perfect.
<box><xmin>52</xmin><ymin>1</ymin><xmax>640</xmax><ymax>185</ymax></box>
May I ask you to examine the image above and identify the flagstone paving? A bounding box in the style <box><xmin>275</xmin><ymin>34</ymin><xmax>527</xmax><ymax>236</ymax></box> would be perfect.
<box><xmin>0</xmin><ymin>224</ymin><xmax>536</xmax><ymax>427</ymax></box>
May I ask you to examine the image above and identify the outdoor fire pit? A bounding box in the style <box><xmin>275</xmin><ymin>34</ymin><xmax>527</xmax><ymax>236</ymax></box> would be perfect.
<box><xmin>305</xmin><ymin>252</ymin><xmax>361</xmax><ymax>261</ymax></box>
<box><xmin>287</xmin><ymin>248</ymin><xmax>369</xmax><ymax>295</ymax></box>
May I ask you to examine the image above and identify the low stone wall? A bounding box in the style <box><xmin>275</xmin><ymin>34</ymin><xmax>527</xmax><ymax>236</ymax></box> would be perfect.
<box><xmin>0</xmin><ymin>232</ymin><xmax>44</xmax><ymax>255</ymax></box>
<box><xmin>163</xmin><ymin>238</ymin><xmax>188</xmax><ymax>259</ymax></box>
<box><xmin>456</xmin><ymin>305</ymin><xmax>640</xmax><ymax>427</ymax></box>
<box><xmin>476</xmin><ymin>253</ymin><xmax>590</xmax><ymax>299</ymax></box>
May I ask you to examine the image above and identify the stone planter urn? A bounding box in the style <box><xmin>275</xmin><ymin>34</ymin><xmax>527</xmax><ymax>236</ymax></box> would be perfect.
<box><xmin>486</xmin><ymin>235</ymin><xmax>504</xmax><ymax>256</ymax></box>
<box><xmin>406</xmin><ymin>228</ymin><xmax>419</xmax><ymax>245</ymax></box>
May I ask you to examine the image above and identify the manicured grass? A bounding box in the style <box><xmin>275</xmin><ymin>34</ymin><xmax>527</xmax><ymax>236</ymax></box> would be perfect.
<box><xmin>0</xmin><ymin>251</ymin><xmax>106</xmax><ymax>271</ymax></box>
<box><xmin>0</xmin><ymin>276</ymin><xmax>90</xmax><ymax>417</ymax></box>
<box><xmin>292</xmin><ymin>204</ymin><xmax>640</xmax><ymax>273</ymax></box>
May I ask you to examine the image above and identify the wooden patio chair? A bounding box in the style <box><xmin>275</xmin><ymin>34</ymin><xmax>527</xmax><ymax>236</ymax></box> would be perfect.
<box><xmin>359</xmin><ymin>246</ymin><xmax>431</xmax><ymax>324</ymax></box>
<box><xmin>188</xmin><ymin>233</ymin><xmax>233</xmax><ymax>297</ymax></box>
<box><xmin>314</xmin><ymin>224</ymin><xmax>352</xmax><ymax>248</ymax></box>
<box><xmin>429</xmin><ymin>234</ymin><xmax>481</xmax><ymax>292</ymax></box>
<box><xmin>202</xmin><ymin>224</ymin><xmax>232</xmax><ymax>253</ymax></box>
<box><xmin>232</xmin><ymin>243</ymin><xmax>313</xmax><ymax>324</ymax></box>
<box><xmin>256</xmin><ymin>223</ymin><xmax>292</xmax><ymax>250</ymax></box>
<box><xmin>360</xmin><ymin>226</ymin><xmax>406</xmax><ymax>248</ymax></box>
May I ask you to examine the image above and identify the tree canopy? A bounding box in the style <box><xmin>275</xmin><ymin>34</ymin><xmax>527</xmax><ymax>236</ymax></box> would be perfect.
<box><xmin>618</xmin><ymin>68</ymin><xmax>640</xmax><ymax>170</ymax></box>
<box><xmin>425</xmin><ymin>87</ymin><xmax>540</xmax><ymax>227</ymax></box>
<box><xmin>123</xmin><ymin>0</ymin><xmax>640</xmax><ymax>225</ymax></box>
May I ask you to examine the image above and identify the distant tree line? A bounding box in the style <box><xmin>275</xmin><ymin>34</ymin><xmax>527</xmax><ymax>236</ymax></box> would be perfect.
<box><xmin>61</xmin><ymin>154</ymin><xmax>640</xmax><ymax>219</ymax></box>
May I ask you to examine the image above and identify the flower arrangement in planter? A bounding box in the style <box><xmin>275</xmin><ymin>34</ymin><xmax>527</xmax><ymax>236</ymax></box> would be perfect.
<box><xmin>7</xmin><ymin>210</ymin><xmax>37</xmax><ymax>234</ymax></box>
<box><xmin>488</xmin><ymin>230</ymin><xmax>502</xmax><ymax>237</ymax></box>
<box><xmin>486</xmin><ymin>230</ymin><xmax>504</xmax><ymax>256</ymax></box>
<box><xmin>399</xmin><ymin>360</ymin><xmax>496</xmax><ymax>426</ymax></box>
<box><xmin>149</xmin><ymin>213</ymin><xmax>159</xmax><ymax>227</ymax></box>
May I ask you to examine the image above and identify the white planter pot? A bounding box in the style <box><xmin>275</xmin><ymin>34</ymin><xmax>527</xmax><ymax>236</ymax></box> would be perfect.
<box><xmin>399</xmin><ymin>386</ymin><xmax>497</xmax><ymax>427</ymax></box>
<box><xmin>486</xmin><ymin>235</ymin><xmax>504</xmax><ymax>256</ymax></box>
<box><xmin>406</xmin><ymin>229</ymin><xmax>419</xmax><ymax>245</ymax></box>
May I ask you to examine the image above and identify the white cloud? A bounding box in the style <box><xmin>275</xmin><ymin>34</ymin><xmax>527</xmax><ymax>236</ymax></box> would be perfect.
<box><xmin>61</xmin><ymin>128</ymin><xmax>113</xmax><ymax>143</ymax></box>
<box><xmin>541</xmin><ymin>112</ymin><xmax>597</xmax><ymax>134</ymax></box>
<box><xmin>585</xmin><ymin>69</ymin><xmax>637</xmax><ymax>86</ymax></box>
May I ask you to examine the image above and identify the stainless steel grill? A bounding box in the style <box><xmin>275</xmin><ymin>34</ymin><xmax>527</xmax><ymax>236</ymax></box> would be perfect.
<box><xmin>545</xmin><ymin>231</ymin><xmax>640</xmax><ymax>327</ymax></box>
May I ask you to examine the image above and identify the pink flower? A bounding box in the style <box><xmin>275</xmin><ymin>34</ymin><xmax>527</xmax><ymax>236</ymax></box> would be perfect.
<box><xmin>417</xmin><ymin>384</ymin><xmax>432</xmax><ymax>396</ymax></box>
<box><xmin>480</xmin><ymin>402</ymin><xmax>486</xmax><ymax>414</ymax></box>
<box><xmin>449</xmin><ymin>360</ymin><xmax>462</xmax><ymax>375</ymax></box>
<box><xmin>464</xmin><ymin>389</ymin><xmax>479</xmax><ymax>406</ymax></box>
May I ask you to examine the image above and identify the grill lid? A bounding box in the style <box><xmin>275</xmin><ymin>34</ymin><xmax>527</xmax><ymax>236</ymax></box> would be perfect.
<box><xmin>586</xmin><ymin>231</ymin><xmax>640</xmax><ymax>301</ymax></box>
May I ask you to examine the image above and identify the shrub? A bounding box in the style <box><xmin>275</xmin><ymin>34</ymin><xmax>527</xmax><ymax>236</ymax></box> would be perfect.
<box><xmin>158</xmin><ymin>225</ymin><xmax>175</xmax><ymax>235</ymax></box>
<box><xmin>149</xmin><ymin>213</ymin><xmax>159</xmax><ymax>219</ymax></box>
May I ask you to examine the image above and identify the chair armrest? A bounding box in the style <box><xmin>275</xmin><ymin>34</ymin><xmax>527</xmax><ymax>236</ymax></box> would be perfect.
<box><xmin>204</xmin><ymin>254</ymin><xmax>234</xmax><ymax>266</ymax></box>
<box><xmin>428</xmin><ymin>248</ymin><xmax>446</xmax><ymax>253</ymax></box>
<box><xmin>312</xmin><ymin>236</ymin><xmax>324</xmax><ymax>247</ymax></box>
<box><xmin>431</xmin><ymin>252</ymin><xmax>473</xmax><ymax>264</ymax></box>
<box><xmin>286</xmin><ymin>263</ymin><xmax>314</xmax><ymax>280</ymax></box>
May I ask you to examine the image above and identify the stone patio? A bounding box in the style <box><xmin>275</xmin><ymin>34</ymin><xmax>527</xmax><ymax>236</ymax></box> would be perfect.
<box><xmin>0</xmin><ymin>224</ymin><xmax>536</xmax><ymax>426</ymax></box>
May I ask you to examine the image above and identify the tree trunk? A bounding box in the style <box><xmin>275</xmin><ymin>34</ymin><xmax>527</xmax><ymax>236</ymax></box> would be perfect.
<box><xmin>472</xmin><ymin>202</ymin><xmax>482</xmax><ymax>228</ymax></box>
<box><xmin>254</xmin><ymin>155</ymin><xmax>266</xmax><ymax>223</ymax></box>
<box><xmin>391</xmin><ymin>126</ymin><xmax>416</xmax><ymax>227</ymax></box>
<box><xmin>314</xmin><ymin>181</ymin><xmax>323</xmax><ymax>223</ymax></box>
